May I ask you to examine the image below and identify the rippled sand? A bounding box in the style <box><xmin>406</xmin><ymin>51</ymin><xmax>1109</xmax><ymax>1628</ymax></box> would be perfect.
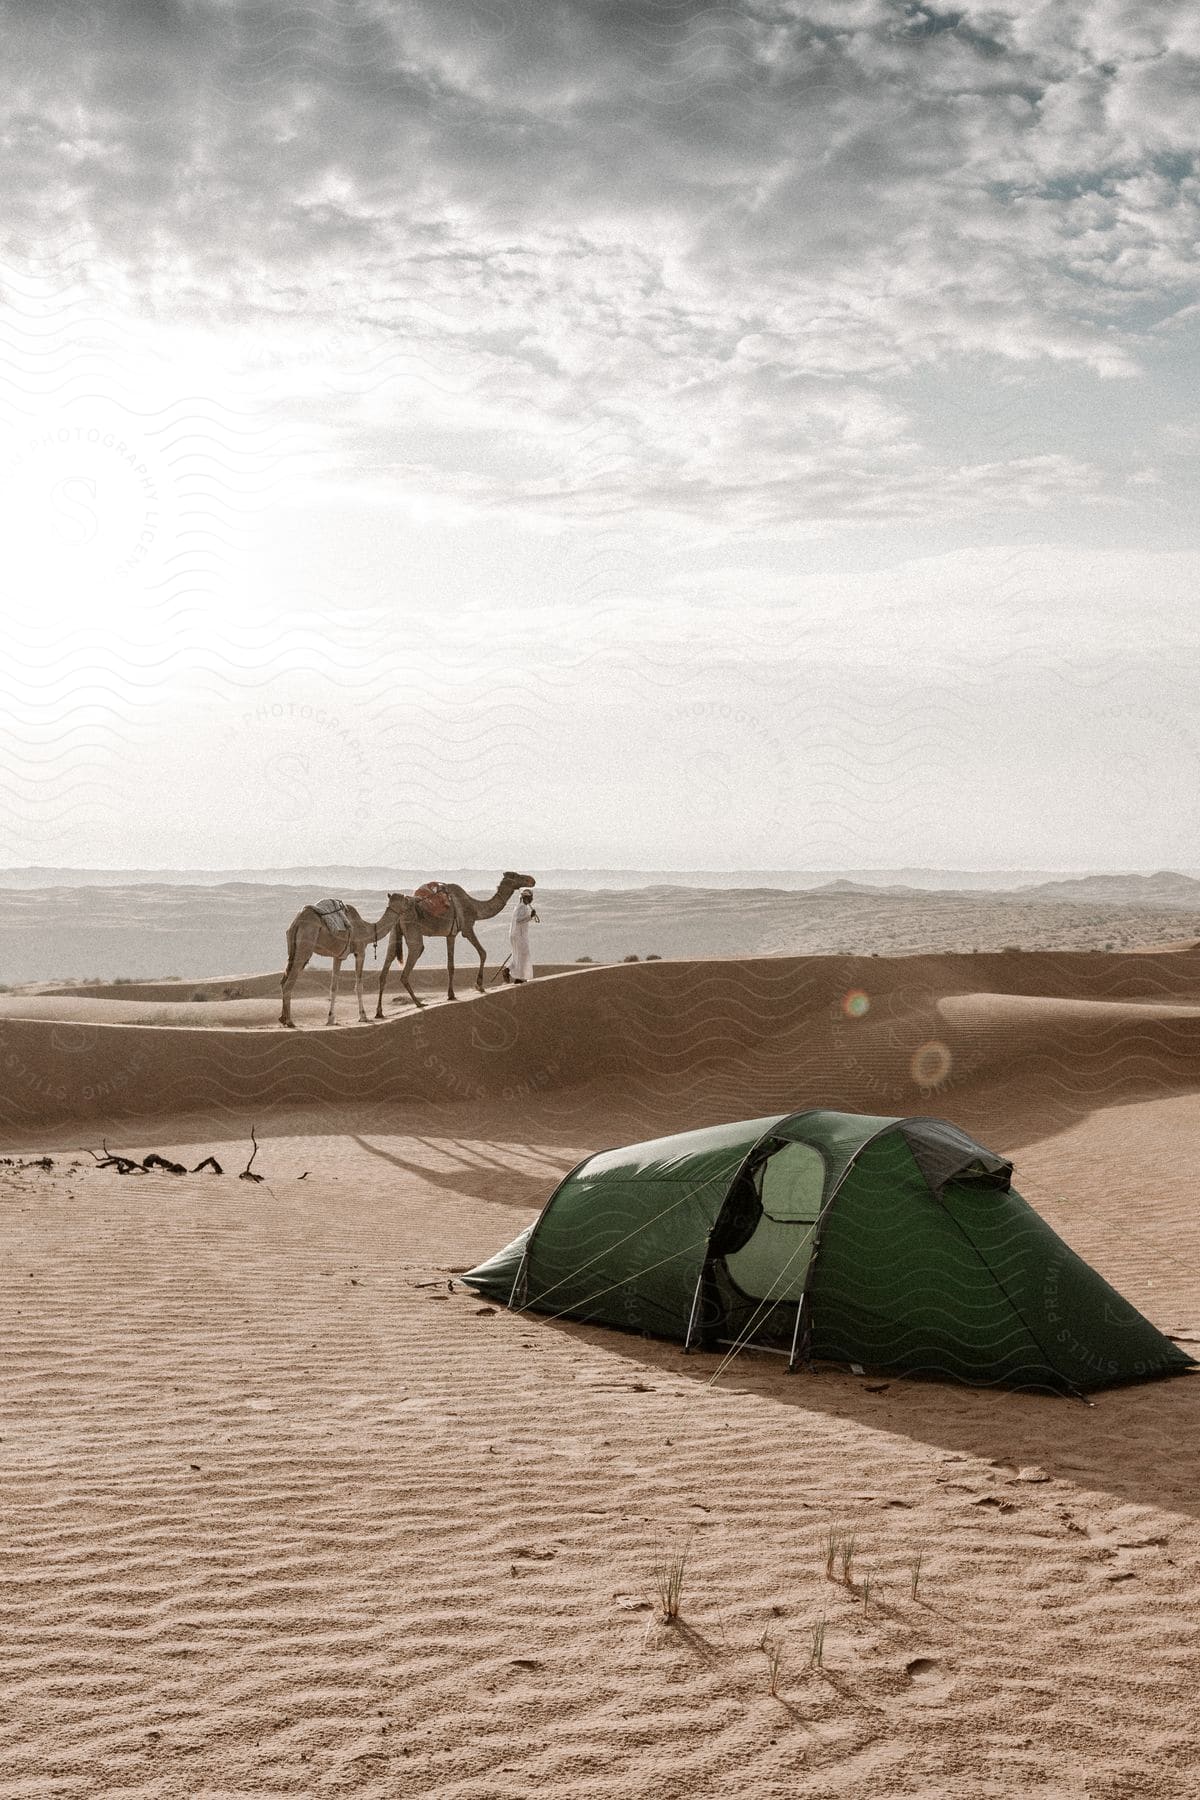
<box><xmin>1</xmin><ymin>951</ymin><xmax>1198</xmax><ymax>1796</ymax></box>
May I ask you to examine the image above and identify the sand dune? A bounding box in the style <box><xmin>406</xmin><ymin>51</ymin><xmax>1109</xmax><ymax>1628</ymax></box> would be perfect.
<box><xmin>3</xmin><ymin>948</ymin><xmax>1200</xmax><ymax>1138</ymax></box>
<box><xmin>0</xmin><ymin>964</ymin><xmax>583</xmax><ymax>1033</ymax></box>
<box><xmin>2</xmin><ymin>951</ymin><xmax>1198</xmax><ymax>1797</ymax></box>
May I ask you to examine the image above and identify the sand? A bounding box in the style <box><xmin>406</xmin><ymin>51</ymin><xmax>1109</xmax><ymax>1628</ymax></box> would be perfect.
<box><xmin>1</xmin><ymin>950</ymin><xmax>1198</xmax><ymax>1797</ymax></box>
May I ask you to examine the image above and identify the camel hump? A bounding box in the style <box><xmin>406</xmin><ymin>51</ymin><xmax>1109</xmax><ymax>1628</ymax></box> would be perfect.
<box><xmin>314</xmin><ymin>897</ymin><xmax>352</xmax><ymax>934</ymax></box>
<box><xmin>414</xmin><ymin>881</ymin><xmax>453</xmax><ymax>922</ymax></box>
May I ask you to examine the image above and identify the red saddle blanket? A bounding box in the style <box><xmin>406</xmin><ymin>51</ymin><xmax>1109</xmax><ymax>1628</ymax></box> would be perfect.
<box><xmin>414</xmin><ymin>881</ymin><xmax>452</xmax><ymax>922</ymax></box>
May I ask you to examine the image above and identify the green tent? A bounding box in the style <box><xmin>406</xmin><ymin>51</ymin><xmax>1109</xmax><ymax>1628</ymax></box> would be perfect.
<box><xmin>463</xmin><ymin>1110</ymin><xmax>1194</xmax><ymax>1395</ymax></box>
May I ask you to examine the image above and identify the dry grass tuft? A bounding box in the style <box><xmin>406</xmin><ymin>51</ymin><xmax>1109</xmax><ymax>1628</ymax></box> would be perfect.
<box><xmin>809</xmin><ymin>1616</ymin><xmax>827</xmax><ymax>1669</ymax></box>
<box><xmin>652</xmin><ymin>1544</ymin><xmax>688</xmax><ymax>1622</ymax></box>
<box><xmin>758</xmin><ymin>1630</ymin><xmax>785</xmax><ymax>1696</ymax></box>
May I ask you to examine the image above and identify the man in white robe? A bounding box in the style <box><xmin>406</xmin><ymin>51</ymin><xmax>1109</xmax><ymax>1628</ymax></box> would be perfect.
<box><xmin>508</xmin><ymin>889</ymin><xmax>538</xmax><ymax>983</ymax></box>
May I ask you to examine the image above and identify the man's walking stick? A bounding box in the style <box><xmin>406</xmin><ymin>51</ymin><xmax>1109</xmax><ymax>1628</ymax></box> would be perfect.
<box><xmin>490</xmin><ymin>955</ymin><xmax>512</xmax><ymax>986</ymax></box>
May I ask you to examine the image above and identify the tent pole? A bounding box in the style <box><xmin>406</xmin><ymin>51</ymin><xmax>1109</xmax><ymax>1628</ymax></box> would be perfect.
<box><xmin>788</xmin><ymin>1292</ymin><xmax>809</xmax><ymax>1373</ymax></box>
<box><xmin>507</xmin><ymin>1246</ymin><xmax>530</xmax><ymax>1310</ymax></box>
<box><xmin>683</xmin><ymin>1262</ymin><xmax>707</xmax><ymax>1354</ymax></box>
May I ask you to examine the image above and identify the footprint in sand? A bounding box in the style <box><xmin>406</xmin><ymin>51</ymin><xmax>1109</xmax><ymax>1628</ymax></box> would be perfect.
<box><xmin>904</xmin><ymin>1656</ymin><xmax>950</xmax><ymax>1702</ymax></box>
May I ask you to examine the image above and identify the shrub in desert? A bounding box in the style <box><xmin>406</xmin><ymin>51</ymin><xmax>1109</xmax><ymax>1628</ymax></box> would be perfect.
<box><xmin>190</xmin><ymin>990</ymin><xmax>210</xmax><ymax>1002</ymax></box>
<box><xmin>623</xmin><ymin>953</ymin><xmax>640</xmax><ymax>962</ymax></box>
<box><xmin>575</xmin><ymin>955</ymin><xmax>595</xmax><ymax>963</ymax></box>
<box><xmin>646</xmin><ymin>953</ymin><xmax>662</xmax><ymax>961</ymax></box>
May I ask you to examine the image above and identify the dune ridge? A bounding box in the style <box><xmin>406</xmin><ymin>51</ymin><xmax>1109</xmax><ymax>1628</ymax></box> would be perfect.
<box><xmin>4</xmin><ymin>950</ymin><xmax>1200</xmax><ymax>1140</ymax></box>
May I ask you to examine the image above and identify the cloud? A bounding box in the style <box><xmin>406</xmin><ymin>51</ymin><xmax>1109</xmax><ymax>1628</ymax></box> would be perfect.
<box><xmin>2</xmin><ymin>1</ymin><xmax>1197</xmax><ymax>525</ymax></box>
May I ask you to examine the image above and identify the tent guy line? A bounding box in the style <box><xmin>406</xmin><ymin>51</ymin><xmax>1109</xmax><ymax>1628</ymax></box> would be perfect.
<box><xmin>703</xmin><ymin>1220</ymin><xmax>822</xmax><ymax>1390</ymax></box>
<box><xmin>508</xmin><ymin>1160</ymin><xmax>736</xmax><ymax>1320</ymax></box>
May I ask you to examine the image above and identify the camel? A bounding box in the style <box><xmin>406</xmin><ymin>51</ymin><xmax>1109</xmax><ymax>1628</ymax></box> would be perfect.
<box><xmin>280</xmin><ymin>894</ymin><xmax>408</xmax><ymax>1028</ymax></box>
<box><xmin>374</xmin><ymin>871</ymin><xmax>536</xmax><ymax>1013</ymax></box>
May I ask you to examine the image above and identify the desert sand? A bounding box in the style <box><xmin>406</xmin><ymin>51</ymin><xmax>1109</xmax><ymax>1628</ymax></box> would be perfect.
<box><xmin>2</xmin><ymin>949</ymin><xmax>1199</xmax><ymax>1797</ymax></box>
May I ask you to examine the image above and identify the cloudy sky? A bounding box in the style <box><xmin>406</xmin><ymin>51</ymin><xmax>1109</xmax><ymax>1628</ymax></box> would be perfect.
<box><xmin>2</xmin><ymin>0</ymin><xmax>1198</xmax><ymax>873</ymax></box>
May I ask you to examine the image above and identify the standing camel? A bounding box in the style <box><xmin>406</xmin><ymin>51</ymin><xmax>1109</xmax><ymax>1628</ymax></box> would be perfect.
<box><xmin>375</xmin><ymin>872</ymin><xmax>536</xmax><ymax>1012</ymax></box>
<box><xmin>280</xmin><ymin>894</ymin><xmax>408</xmax><ymax>1028</ymax></box>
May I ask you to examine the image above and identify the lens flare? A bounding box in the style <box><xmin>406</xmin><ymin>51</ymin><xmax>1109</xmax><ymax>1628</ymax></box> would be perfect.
<box><xmin>910</xmin><ymin>1040</ymin><xmax>953</xmax><ymax>1089</ymax></box>
<box><xmin>841</xmin><ymin>989</ymin><xmax>870</xmax><ymax>1019</ymax></box>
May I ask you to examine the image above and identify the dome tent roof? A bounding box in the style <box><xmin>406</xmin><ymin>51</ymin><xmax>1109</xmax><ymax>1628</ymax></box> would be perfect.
<box><xmin>463</xmin><ymin>1110</ymin><xmax>1194</xmax><ymax>1395</ymax></box>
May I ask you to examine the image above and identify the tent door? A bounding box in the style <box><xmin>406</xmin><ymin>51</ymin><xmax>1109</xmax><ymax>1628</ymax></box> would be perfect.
<box><xmin>723</xmin><ymin>1140</ymin><xmax>825</xmax><ymax>1304</ymax></box>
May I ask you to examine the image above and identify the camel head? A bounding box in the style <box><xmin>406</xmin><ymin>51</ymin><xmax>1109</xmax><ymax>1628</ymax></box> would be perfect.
<box><xmin>502</xmin><ymin>871</ymin><xmax>536</xmax><ymax>892</ymax></box>
<box><xmin>382</xmin><ymin>890</ymin><xmax>411</xmax><ymax>920</ymax></box>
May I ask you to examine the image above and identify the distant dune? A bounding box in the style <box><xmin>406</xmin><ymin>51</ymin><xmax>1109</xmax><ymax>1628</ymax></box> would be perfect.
<box><xmin>2</xmin><ymin>878</ymin><xmax>1200</xmax><ymax>986</ymax></box>
<box><xmin>1021</xmin><ymin>871</ymin><xmax>1200</xmax><ymax>905</ymax></box>
<box><xmin>0</xmin><ymin>864</ymin><xmax>1092</xmax><ymax>890</ymax></box>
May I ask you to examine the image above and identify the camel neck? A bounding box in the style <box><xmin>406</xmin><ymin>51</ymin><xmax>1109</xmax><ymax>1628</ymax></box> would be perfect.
<box><xmin>474</xmin><ymin>888</ymin><xmax>515</xmax><ymax>920</ymax></box>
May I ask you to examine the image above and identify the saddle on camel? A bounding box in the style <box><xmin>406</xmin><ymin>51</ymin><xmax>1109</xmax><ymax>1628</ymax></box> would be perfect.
<box><xmin>413</xmin><ymin>881</ymin><xmax>453</xmax><ymax>924</ymax></box>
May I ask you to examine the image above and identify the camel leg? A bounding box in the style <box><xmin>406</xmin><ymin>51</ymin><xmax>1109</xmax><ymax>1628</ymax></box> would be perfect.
<box><xmin>354</xmin><ymin>950</ymin><xmax>368</xmax><ymax>1023</ymax></box>
<box><xmin>462</xmin><ymin>923</ymin><xmax>487</xmax><ymax>992</ymax></box>
<box><xmin>327</xmin><ymin>957</ymin><xmax>342</xmax><ymax>1026</ymax></box>
<box><xmin>446</xmin><ymin>929</ymin><xmax>457</xmax><ymax>1001</ymax></box>
<box><xmin>280</xmin><ymin>939</ymin><xmax>312</xmax><ymax>1028</ymax></box>
<box><xmin>390</xmin><ymin>931</ymin><xmax>427</xmax><ymax>1008</ymax></box>
<box><xmin>375</xmin><ymin>931</ymin><xmax>398</xmax><ymax>1017</ymax></box>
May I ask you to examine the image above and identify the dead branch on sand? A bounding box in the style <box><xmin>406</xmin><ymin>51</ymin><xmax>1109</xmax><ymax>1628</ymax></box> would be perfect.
<box><xmin>239</xmin><ymin>1127</ymin><xmax>264</xmax><ymax>1183</ymax></box>
<box><xmin>90</xmin><ymin>1140</ymin><xmax>143</xmax><ymax>1175</ymax></box>
<box><xmin>87</xmin><ymin>1141</ymin><xmax>230</xmax><ymax>1177</ymax></box>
